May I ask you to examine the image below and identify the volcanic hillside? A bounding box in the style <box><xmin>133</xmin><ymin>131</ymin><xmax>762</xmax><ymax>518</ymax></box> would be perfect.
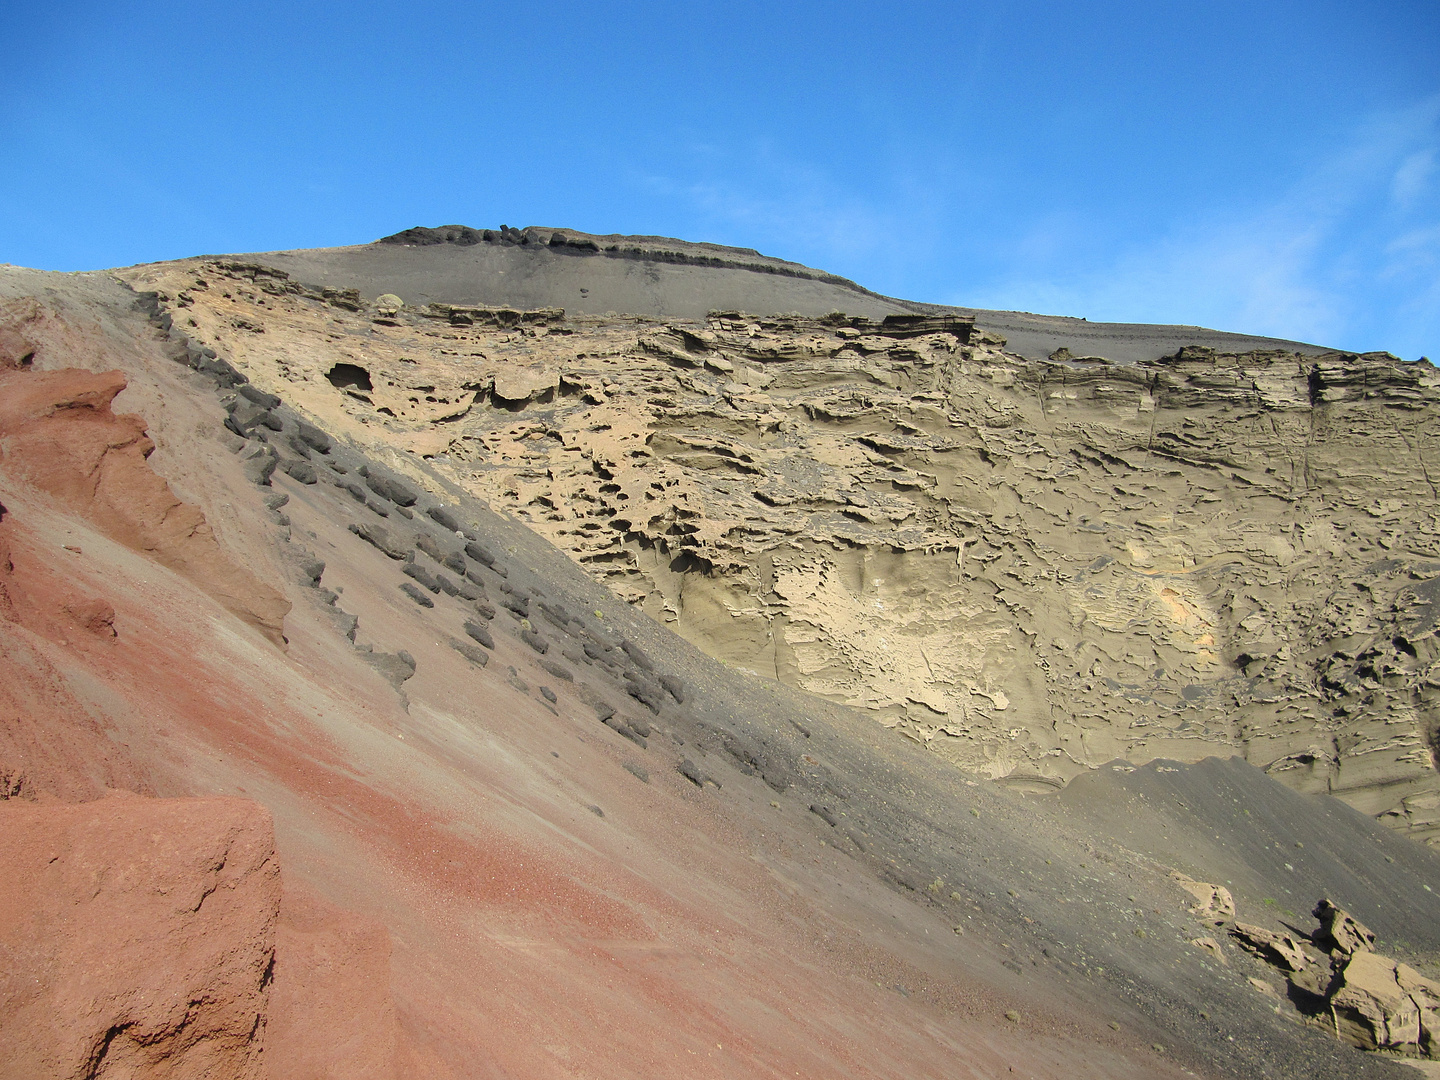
<box><xmin>131</xmin><ymin>232</ymin><xmax>1440</xmax><ymax>847</ymax></box>
<box><xmin>0</xmin><ymin>230</ymin><xmax>1437</xmax><ymax>1080</ymax></box>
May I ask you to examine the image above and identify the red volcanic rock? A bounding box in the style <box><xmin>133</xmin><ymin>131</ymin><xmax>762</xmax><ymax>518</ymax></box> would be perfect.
<box><xmin>61</xmin><ymin>597</ymin><xmax>117</xmax><ymax>638</ymax></box>
<box><xmin>0</xmin><ymin>795</ymin><xmax>279</xmax><ymax>1080</ymax></box>
<box><xmin>0</xmin><ymin>364</ymin><xmax>289</xmax><ymax>644</ymax></box>
<box><xmin>0</xmin><ymin>796</ymin><xmax>418</xmax><ymax>1080</ymax></box>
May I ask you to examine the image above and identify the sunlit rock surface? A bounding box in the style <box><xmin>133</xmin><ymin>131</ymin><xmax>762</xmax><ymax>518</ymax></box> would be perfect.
<box><xmin>120</xmin><ymin>241</ymin><xmax>1440</xmax><ymax>846</ymax></box>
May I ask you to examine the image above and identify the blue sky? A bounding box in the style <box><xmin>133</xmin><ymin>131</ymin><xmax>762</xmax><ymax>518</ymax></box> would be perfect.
<box><xmin>4</xmin><ymin>1</ymin><xmax>1437</xmax><ymax>358</ymax></box>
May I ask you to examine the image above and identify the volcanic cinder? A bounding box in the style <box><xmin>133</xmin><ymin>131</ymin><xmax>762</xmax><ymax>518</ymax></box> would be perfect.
<box><xmin>1</xmin><ymin>225</ymin><xmax>1437</xmax><ymax>1080</ymax></box>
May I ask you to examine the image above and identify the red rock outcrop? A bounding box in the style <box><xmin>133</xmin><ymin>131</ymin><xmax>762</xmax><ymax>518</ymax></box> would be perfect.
<box><xmin>0</xmin><ymin>359</ymin><xmax>289</xmax><ymax>644</ymax></box>
<box><xmin>0</xmin><ymin>795</ymin><xmax>279</xmax><ymax>1080</ymax></box>
<box><xmin>0</xmin><ymin>795</ymin><xmax>421</xmax><ymax>1080</ymax></box>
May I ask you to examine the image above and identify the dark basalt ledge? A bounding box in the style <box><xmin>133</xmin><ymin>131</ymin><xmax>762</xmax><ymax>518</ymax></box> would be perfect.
<box><xmin>361</xmin><ymin>223</ymin><xmax>1341</xmax><ymax>363</ymax></box>
<box><xmin>377</xmin><ymin>223</ymin><xmax>869</xmax><ymax>292</ymax></box>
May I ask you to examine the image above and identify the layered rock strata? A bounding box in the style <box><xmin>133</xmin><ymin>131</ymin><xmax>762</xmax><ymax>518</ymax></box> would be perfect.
<box><xmin>254</xmin><ymin>224</ymin><xmax>1334</xmax><ymax>359</ymax></box>
<box><xmin>119</xmin><ymin>258</ymin><xmax>1440</xmax><ymax>845</ymax></box>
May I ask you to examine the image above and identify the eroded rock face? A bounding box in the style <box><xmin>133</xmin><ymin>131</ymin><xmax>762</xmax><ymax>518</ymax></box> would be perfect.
<box><xmin>1314</xmin><ymin>897</ymin><xmax>1377</xmax><ymax>958</ymax></box>
<box><xmin>1171</xmin><ymin>872</ymin><xmax>1236</xmax><ymax>924</ymax></box>
<box><xmin>1219</xmin><ymin>896</ymin><xmax>1440</xmax><ymax>1060</ymax></box>
<box><xmin>1</xmin><ymin>259</ymin><xmax>1432</xmax><ymax>1080</ymax></box>
<box><xmin>1231</xmin><ymin>922</ymin><xmax>1310</xmax><ymax>972</ymax></box>
<box><xmin>0</xmin><ymin>795</ymin><xmax>279</xmax><ymax>1080</ymax></box>
<box><xmin>0</xmin><ymin>358</ymin><xmax>290</xmax><ymax>645</ymax></box>
<box><xmin>1328</xmin><ymin>950</ymin><xmax>1440</xmax><ymax>1055</ymax></box>
<box><xmin>120</xmin><ymin>259</ymin><xmax>1440</xmax><ymax>843</ymax></box>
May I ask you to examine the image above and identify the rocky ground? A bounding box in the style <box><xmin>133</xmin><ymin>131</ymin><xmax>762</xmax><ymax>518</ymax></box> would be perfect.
<box><xmin>0</xmin><ymin>233</ymin><xmax>1437</xmax><ymax>1079</ymax></box>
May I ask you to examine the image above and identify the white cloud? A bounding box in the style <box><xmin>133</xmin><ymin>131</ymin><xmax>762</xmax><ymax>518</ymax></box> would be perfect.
<box><xmin>1393</xmin><ymin>148</ymin><xmax>1436</xmax><ymax>209</ymax></box>
<box><xmin>957</xmin><ymin>95</ymin><xmax>1440</xmax><ymax>357</ymax></box>
<box><xmin>634</xmin><ymin>146</ymin><xmax>903</xmax><ymax>270</ymax></box>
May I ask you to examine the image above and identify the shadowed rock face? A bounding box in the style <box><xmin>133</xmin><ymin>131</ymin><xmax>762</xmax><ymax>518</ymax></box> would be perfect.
<box><xmin>123</xmin><ymin>254</ymin><xmax>1440</xmax><ymax>847</ymax></box>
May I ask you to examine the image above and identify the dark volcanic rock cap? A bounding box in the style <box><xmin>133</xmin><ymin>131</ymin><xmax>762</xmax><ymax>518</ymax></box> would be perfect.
<box><xmin>231</xmin><ymin>223</ymin><xmax>1330</xmax><ymax>363</ymax></box>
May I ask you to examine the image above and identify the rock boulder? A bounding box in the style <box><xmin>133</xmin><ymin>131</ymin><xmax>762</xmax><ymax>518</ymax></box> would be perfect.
<box><xmin>0</xmin><ymin>795</ymin><xmax>279</xmax><ymax>1080</ymax></box>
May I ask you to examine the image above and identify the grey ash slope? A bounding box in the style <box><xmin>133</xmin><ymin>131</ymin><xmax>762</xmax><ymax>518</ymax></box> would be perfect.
<box><xmin>1060</xmin><ymin>757</ymin><xmax>1440</xmax><ymax>957</ymax></box>
<box><xmin>264</xmin><ymin>402</ymin><xmax>1440</xmax><ymax>1080</ymax></box>
<box><xmin>240</xmin><ymin>223</ymin><xmax>1329</xmax><ymax>363</ymax></box>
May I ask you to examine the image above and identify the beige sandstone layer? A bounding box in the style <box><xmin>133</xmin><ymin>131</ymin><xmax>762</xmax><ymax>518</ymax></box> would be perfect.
<box><xmin>123</xmin><ymin>257</ymin><xmax>1440</xmax><ymax>845</ymax></box>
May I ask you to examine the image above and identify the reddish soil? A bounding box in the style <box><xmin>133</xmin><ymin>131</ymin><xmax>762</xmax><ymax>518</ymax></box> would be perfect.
<box><xmin>0</xmin><ymin>500</ymin><xmax>148</xmax><ymax>802</ymax></box>
<box><xmin>268</xmin><ymin>886</ymin><xmax>410</xmax><ymax>1080</ymax></box>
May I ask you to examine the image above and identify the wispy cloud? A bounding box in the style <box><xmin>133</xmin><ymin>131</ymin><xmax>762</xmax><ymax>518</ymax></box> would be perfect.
<box><xmin>634</xmin><ymin>145</ymin><xmax>907</xmax><ymax>271</ymax></box>
<box><xmin>1393</xmin><ymin>148</ymin><xmax>1436</xmax><ymax>209</ymax></box>
<box><xmin>626</xmin><ymin>134</ymin><xmax>980</xmax><ymax>298</ymax></box>
<box><xmin>960</xmin><ymin>97</ymin><xmax>1440</xmax><ymax>358</ymax></box>
<box><xmin>631</xmin><ymin>97</ymin><xmax>1438</xmax><ymax>359</ymax></box>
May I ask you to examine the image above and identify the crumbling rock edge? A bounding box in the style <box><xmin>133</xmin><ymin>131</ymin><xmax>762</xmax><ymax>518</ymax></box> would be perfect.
<box><xmin>0</xmin><ymin>794</ymin><xmax>411</xmax><ymax>1080</ymax></box>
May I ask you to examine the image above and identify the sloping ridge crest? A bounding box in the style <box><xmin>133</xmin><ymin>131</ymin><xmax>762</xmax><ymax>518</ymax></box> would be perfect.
<box><xmin>376</xmin><ymin>222</ymin><xmax>887</xmax><ymax>296</ymax></box>
<box><xmin>235</xmin><ymin>222</ymin><xmax>1338</xmax><ymax>361</ymax></box>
